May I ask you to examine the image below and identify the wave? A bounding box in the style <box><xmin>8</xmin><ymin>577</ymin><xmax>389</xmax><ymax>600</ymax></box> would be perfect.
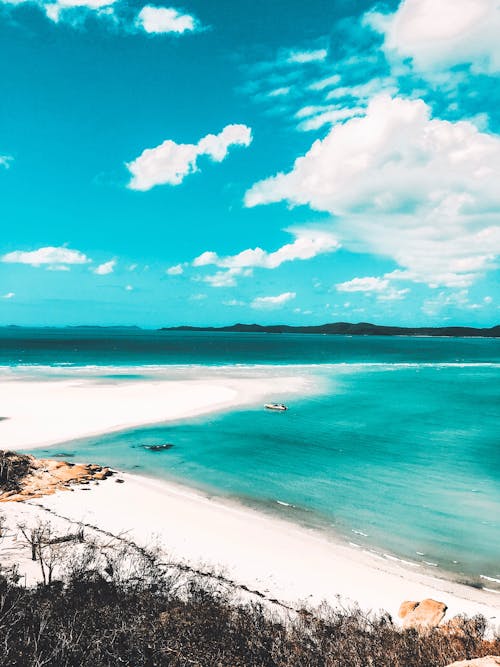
<box><xmin>480</xmin><ymin>574</ymin><xmax>500</xmax><ymax>584</ymax></box>
<box><xmin>1</xmin><ymin>361</ymin><xmax>499</xmax><ymax>374</ymax></box>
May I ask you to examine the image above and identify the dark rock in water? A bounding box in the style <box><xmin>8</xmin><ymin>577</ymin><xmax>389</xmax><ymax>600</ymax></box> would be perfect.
<box><xmin>143</xmin><ymin>444</ymin><xmax>174</xmax><ymax>452</ymax></box>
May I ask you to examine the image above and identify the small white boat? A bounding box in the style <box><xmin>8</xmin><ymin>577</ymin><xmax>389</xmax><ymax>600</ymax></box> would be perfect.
<box><xmin>264</xmin><ymin>403</ymin><xmax>288</xmax><ymax>411</ymax></box>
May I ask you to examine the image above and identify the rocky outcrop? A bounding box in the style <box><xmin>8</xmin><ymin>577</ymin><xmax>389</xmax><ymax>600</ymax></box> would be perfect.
<box><xmin>398</xmin><ymin>598</ymin><xmax>447</xmax><ymax>631</ymax></box>
<box><xmin>445</xmin><ymin>658</ymin><xmax>500</xmax><ymax>666</ymax></box>
<box><xmin>0</xmin><ymin>453</ymin><xmax>114</xmax><ymax>502</ymax></box>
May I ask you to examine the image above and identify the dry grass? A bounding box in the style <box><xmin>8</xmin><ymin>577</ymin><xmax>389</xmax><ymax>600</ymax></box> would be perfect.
<box><xmin>0</xmin><ymin>542</ymin><xmax>498</xmax><ymax>667</ymax></box>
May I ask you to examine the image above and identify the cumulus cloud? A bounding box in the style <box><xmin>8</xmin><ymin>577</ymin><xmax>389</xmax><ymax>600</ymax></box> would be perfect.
<box><xmin>193</xmin><ymin>229</ymin><xmax>339</xmax><ymax>271</ymax></box>
<box><xmin>251</xmin><ymin>292</ymin><xmax>296</xmax><ymax>309</ymax></box>
<box><xmin>2</xmin><ymin>292</ymin><xmax>15</xmax><ymax>299</ymax></box>
<box><xmin>0</xmin><ymin>155</ymin><xmax>13</xmax><ymax>169</ymax></box>
<box><xmin>245</xmin><ymin>95</ymin><xmax>500</xmax><ymax>288</ymax></box>
<box><xmin>127</xmin><ymin>124</ymin><xmax>252</xmax><ymax>191</ymax></box>
<box><xmin>136</xmin><ymin>6</ymin><xmax>197</xmax><ymax>34</ymax></box>
<box><xmin>2</xmin><ymin>246</ymin><xmax>90</xmax><ymax>268</ymax></box>
<box><xmin>166</xmin><ymin>263</ymin><xmax>184</xmax><ymax>275</ymax></box>
<box><xmin>93</xmin><ymin>259</ymin><xmax>116</xmax><ymax>275</ymax></box>
<box><xmin>367</xmin><ymin>0</ymin><xmax>500</xmax><ymax>75</ymax></box>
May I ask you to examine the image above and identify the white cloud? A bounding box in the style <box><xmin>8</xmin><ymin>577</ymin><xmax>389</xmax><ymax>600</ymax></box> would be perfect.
<box><xmin>268</xmin><ymin>87</ymin><xmax>291</xmax><ymax>97</ymax></box>
<box><xmin>367</xmin><ymin>0</ymin><xmax>500</xmax><ymax>75</ymax></box>
<box><xmin>484</xmin><ymin>295</ymin><xmax>493</xmax><ymax>304</ymax></box>
<box><xmin>336</xmin><ymin>275</ymin><xmax>410</xmax><ymax>302</ymax></box>
<box><xmin>0</xmin><ymin>0</ymin><xmax>118</xmax><ymax>24</ymax></box>
<box><xmin>193</xmin><ymin>229</ymin><xmax>339</xmax><ymax>271</ymax></box>
<box><xmin>127</xmin><ymin>124</ymin><xmax>252</xmax><ymax>191</ymax></box>
<box><xmin>136</xmin><ymin>6</ymin><xmax>197</xmax><ymax>34</ymax></box>
<box><xmin>125</xmin><ymin>284</ymin><xmax>133</xmax><ymax>291</ymax></box>
<box><xmin>325</xmin><ymin>77</ymin><xmax>398</xmax><ymax>102</ymax></box>
<box><xmin>201</xmin><ymin>267</ymin><xmax>252</xmax><ymax>288</ymax></box>
<box><xmin>2</xmin><ymin>246</ymin><xmax>90</xmax><ymax>267</ymax></box>
<box><xmin>308</xmin><ymin>74</ymin><xmax>341</xmax><ymax>91</ymax></box>
<box><xmin>0</xmin><ymin>155</ymin><xmax>13</xmax><ymax>169</ymax></box>
<box><xmin>245</xmin><ymin>95</ymin><xmax>500</xmax><ymax>288</ymax></box>
<box><xmin>166</xmin><ymin>263</ymin><xmax>184</xmax><ymax>275</ymax></box>
<box><xmin>296</xmin><ymin>105</ymin><xmax>365</xmax><ymax>132</ymax></box>
<box><xmin>0</xmin><ymin>0</ymin><xmax>203</xmax><ymax>32</ymax></box>
<box><xmin>44</xmin><ymin>0</ymin><xmax>115</xmax><ymax>22</ymax></box>
<box><xmin>377</xmin><ymin>287</ymin><xmax>410</xmax><ymax>302</ymax></box>
<box><xmin>287</xmin><ymin>49</ymin><xmax>328</xmax><ymax>64</ymax></box>
<box><xmin>336</xmin><ymin>277</ymin><xmax>389</xmax><ymax>293</ymax></box>
<box><xmin>93</xmin><ymin>259</ymin><xmax>116</xmax><ymax>275</ymax></box>
<box><xmin>2</xmin><ymin>292</ymin><xmax>15</xmax><ymax>299</ymax></box>
<box><xmin>251</xmin><ymin>292</ymin><xmax>296</xmax><ymax>309</ymax></box>
<box><xmin>422</xmin><ymin>289</ymin><xmax>483</xmax><ymax>315</ymax></box>
<box><xmin>46</xmin><ymin>264</ymin><xmax>71</xmax><ymax>271</ymax></box>
<box><xmin>223</xmin><ymin>299</ymin><xmax>245</xmax><ymax>307</ymax></box>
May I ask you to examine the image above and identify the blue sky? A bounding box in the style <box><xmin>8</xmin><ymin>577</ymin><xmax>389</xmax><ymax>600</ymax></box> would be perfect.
<box><xmin>0</xmin><ymin>0</ymin><xmax>499</xmax><ymax>327</ymax></box>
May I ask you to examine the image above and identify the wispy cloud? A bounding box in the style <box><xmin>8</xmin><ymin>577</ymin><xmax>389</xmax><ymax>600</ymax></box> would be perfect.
<box><xmin>422</xmin><ymin>289</ymin><xmax>485</xmax><ymax>316</ymax></box>
<box><xmin>166</xmin><ymin>263</ymin><xmax>184</xmax><ymax>275</ymax></box>
<box><xmin>0</xmin><ymin>0</ymin><xmax>203</xmax><ymax>34</ymax></box>
<box><xmin>0</xmin><ymin>0</ymin><xmax>118</xmax><ymax>25</ymax></box>
<box><xmin>287</xmin><ymin>49</ymin><xmax>327</xmax><ymax>64</ymax></box>
<box><xmin>126</xmin><ymin>124</ymin><xmax>252</xmax><ymax>191</ymax></box>
<box><xmin>336</xmin><ymin>276</ymin><xmax>389</xmax><ymax>293</ymax></box>
<box><xmin>0</xmin><ymin>155</ymin><xmax>13</xmax><ymax>169</ymax></box>
<box><xmin>201</xmin><ymin>268</ymin><xmax>252</xmax><ymax>288</ymax></box>
<box><xmin>93</xmin><ymin>259</ymin><xmax>116</xmax><ymax>275</ymax></box>
<box><xmin>2</xmin><ymin>292</ymin><xmax>15</xmax><ymax>299</ymax></box>
<box><xmin>2</xmin><ymin>246</ymin><xmax>90</xmax><ymax>268</ymax></box>
<box><xmin>251</xmin><ymin>292</ymin><xmax>296</xmax><ymax>309</ymax></box>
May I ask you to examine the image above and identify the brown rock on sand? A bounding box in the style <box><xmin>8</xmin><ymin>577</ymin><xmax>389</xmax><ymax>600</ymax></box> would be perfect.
<box><xmin>399</xmin><ymin>601</ymin><xmax>419</xmax><ymax>619</ymax></box>
<box><xmin>0</xmin><ymin>451</ymin><xmax>115</xmax><ymax>502</ymax></box>
<box><xmin>398</xmin><ymin>598</ymin><xmax>447</xmax><ymax>631</ymax></box>
<box><xmin>445</xmin><ymin>658</ymin><xmax>500</xmax><ymax>667</ymax></box>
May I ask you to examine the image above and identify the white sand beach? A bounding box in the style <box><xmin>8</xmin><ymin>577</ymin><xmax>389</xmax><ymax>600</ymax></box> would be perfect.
<box><xmin>5</xmin><ymin>473</ymin><xmax>500</xmax><ymax>626</ymax></box>
<box><xmin>0</xmin><ymin>366</ymin><xmax>315</xmax><ymax>450</ymax></box>
<box><xmin>0</xmin><ymin>367</ymin><xmax>499</xmax><ymax>628</ymax></box>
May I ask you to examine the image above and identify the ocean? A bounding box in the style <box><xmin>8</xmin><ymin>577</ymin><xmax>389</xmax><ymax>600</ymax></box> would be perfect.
<box><xmin>2</xmin><ymin>327</ymin><xmax>499</xmax><ymax>590</ymax></box>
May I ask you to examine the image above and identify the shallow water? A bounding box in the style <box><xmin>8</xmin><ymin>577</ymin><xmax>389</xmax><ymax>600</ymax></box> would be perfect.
<box><xmin>5</xmin><ymin>329</ymin><xmax>499</xmax><ymax>589</ymax></box>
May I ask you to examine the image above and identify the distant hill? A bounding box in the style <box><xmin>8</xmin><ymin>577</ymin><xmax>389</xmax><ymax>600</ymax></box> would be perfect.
<box><xmin>160</xmin><ymin>322</ymin><xmax>500</xmax><ymax>337</ymax></box>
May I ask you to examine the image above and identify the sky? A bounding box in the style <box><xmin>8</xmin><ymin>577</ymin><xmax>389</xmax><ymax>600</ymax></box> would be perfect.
<box><xmin>0</xmin><ymin>0</ymin><xmax>499</xmax><ymax>327</ymax></box>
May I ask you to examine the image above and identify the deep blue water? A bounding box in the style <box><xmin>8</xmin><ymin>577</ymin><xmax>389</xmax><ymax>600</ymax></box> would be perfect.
<box><xmin>0</xmin><ymin>326</ymin><xmax>499</xmax><ymax>365</ymax></box>
<box><xmin>3</xmin><ymin>328</ymin><xmax>499</xmax><ymax>588</ymax></box>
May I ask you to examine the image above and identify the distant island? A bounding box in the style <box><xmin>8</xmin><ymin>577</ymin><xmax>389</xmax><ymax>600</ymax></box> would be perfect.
<box><xmin>160</xmin><ymin>322</ymin><xmax>500</xmax><ymax>337</ymax></box>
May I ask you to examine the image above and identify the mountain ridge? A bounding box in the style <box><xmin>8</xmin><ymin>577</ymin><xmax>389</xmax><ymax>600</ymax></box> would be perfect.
<box><xmin>159</xmin><ymin>322</ymin><xmax>500</xmax><ymax>337</ymax></box>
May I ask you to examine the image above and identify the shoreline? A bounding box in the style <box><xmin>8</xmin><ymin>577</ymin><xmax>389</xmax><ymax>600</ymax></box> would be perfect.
<box><xmin>0</xmin><ymin>365</ymin><xmax>498</xmax><ymax>626</ymax></box>
<box><xmin>0</xmin><ymin>366</ymin><xmax>319</xmax><ymax>450</ymax></box>
<box><xmin>20</xmin><ymin>469</ymin><xmax>500</xmax><ymax>624</ymax></box>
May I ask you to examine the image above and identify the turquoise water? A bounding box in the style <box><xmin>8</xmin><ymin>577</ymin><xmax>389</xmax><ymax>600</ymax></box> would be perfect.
<box><xmin>3</xmin><ymin>329</ymin><xmax>499</xmax><ymax>589</ymax></box>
